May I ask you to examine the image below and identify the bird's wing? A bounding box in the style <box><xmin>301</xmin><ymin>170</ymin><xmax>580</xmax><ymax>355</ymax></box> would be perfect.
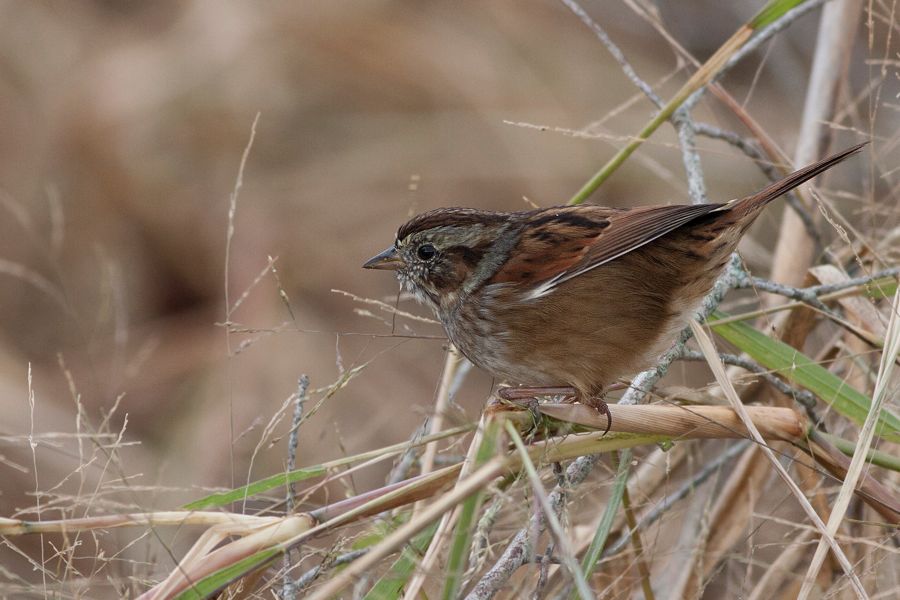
<box><xmin>490</xmin><ymin>204</ymin><xmax>720</xmax><ymax>299</ymax></box>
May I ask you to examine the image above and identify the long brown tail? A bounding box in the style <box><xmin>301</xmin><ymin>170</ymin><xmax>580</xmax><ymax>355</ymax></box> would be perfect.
<box><xmin>731</xmin><ymin>141</ymin><xmax>867</xmax><ymax>216</ymax></box>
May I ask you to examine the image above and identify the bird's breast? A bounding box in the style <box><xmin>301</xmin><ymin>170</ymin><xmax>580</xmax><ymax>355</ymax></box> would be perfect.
<box><xmin>440</xmin><ymin>295</ymin><xmax>518</xmax><ymax>379</ymax></box>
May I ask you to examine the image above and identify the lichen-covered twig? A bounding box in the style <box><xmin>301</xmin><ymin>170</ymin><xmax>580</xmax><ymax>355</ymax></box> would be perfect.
<box><xmin>282</xmin><ymin>374</ymin><xmax>309</xmax><ymax>599</ymax></box>
<box><xmin>293</xmin><ymin>548</ymin><xmax>369</xmax><ymax>590</ymax></box>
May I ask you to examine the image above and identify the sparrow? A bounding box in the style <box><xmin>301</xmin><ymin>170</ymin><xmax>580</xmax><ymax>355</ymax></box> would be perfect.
<box><xmin>363</xmin><ymin>143</ymin><xmax>865</xmax><ymax>426</ymax></box>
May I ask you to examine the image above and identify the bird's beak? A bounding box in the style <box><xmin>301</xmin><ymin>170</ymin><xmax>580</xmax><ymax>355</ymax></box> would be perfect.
<box><xmin>363</xmin><ymin>246</ymin><xmax>403</xmax><ymax>270</ymax></box>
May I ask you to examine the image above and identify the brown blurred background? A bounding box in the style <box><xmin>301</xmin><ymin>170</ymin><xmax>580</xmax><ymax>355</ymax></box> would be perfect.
<box><xmin>0</xmin><ymin>0</ymin><xmax>896</xmax><ymax>592</ymax></box>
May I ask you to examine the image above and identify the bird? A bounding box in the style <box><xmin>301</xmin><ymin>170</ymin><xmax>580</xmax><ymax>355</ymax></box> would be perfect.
<box><xmin>363</xmin><ymin>143</ymin><xmax>866</xmax><ymax>429</ymax></box>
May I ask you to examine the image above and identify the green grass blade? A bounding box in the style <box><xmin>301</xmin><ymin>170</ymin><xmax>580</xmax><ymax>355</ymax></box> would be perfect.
<box><xmin>750</xmin><ymin>0</ymin><xmax>805</xmax><ymax>29</ymax></box>
<box><xmin>814</xmin><ymin>430</ymin><xmax>900</xmax><ymax>472</ymax></box>
<box><xmin>506</xmin><ymin>422</ymin><xmax>592</xmax><ymax>600</ymax></box>
<box><xmin>183</xmin><ymin>424</ymin><xmax>473</xmax><ymax>510</ymax></box>
<box><xmin>708</xmin><ymin>311</ymin><xmax>900</xmax><ymax>441</ymax></box>
<box><xmin>184</xmin><ymin>467</ymin><xmax>326</xmax><ymax>510</ymax></box>
<box><xmin>442</xmin><ymin>417</ymin><xmax>502</xmax><ymax>600</ymax></box>
<box><xmin>363</xmin><ymin>521</ymin><xmax>440</xmax><ymax>600</ymax></box>
<box><xmin>172</xmin><ymin>547</ymin><xmax>281</xmax><ymax>600</ymax></box>
<box><xmin>576</xmin><ymin>449</ymin><xmax>630</xmax><ymax>596</ymax></box>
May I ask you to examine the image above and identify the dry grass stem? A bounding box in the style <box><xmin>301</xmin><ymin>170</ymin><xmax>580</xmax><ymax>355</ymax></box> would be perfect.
<box><xmin>689</xmin><ymin>321</ymin><xmax>867</xmax><ymax>598</ymax></box>
<box><xmin>799</xmin><ymin>286</ymin><xmax>900</xmax><ymax>599</ymax></box>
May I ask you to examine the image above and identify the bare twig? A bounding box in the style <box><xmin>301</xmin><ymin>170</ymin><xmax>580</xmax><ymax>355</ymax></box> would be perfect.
<box><xmin>293</xmin><ymin>548</ymin><xmax>369</xmax><ymax>590</ymax></box>
<box><xmin>709</xmin><ymin>267</ymin><xmax>900</xmax><ymax>328</ymax></box>
<box><xmin>744</xmin><ymin>277</ymin><xmax>836</xmax><ymax>314</ymax></box>
<box><xmin>286</xmin><ymin>375</ymin><xmax>310</xmax><ymax>506</ymax></box>
<box><xmin>804</xmin><ymin>267</ymin><xmax>899</xmax><ymax>296</ymax></box>
<box><xmin>559</xmin><ymin>0</ymin><xmax>664</xmax><ymax>109</ymax></box>
<box><xmin>532</xmin><ymin>539</ymin><xmax>556</xmax><ymax>600</ymax></box>
<box><xmin>385</xmin><ymin>418</ymin><xmax>430</xmax><ymax>487</ymax></box>
<box><xmin>673</xmin><ymin>109</ymin><xmax>708</xmax><ymax>204</ymax></box>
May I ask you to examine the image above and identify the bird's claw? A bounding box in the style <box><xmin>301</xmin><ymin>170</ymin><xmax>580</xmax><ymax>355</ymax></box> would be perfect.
<box><xmin>498</xmin><ymin>386</ymin><xmax>612</xmax><ymax>435</ymax></box>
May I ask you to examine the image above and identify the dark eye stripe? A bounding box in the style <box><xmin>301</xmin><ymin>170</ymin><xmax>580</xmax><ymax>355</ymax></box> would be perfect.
<box><xmin>446</xmin><ymin>244</ymin><xmax>483</xmax><ymax>269</ymax></box>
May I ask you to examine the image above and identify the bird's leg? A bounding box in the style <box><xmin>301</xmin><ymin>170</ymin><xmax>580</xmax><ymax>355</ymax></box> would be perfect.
<box><xmin>497</xmin><ymin>386</ymin><xmax>611</xmax><ymax>435</ymax></box>
<box><xmin>495</xmin><ymin>388</ymin><xmax>544</xmax><ymax>436</ymax></box>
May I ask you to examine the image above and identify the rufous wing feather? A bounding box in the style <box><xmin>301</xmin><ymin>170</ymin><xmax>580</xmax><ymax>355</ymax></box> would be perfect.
<box><xmin>491</xmin><ymin>204</ymin><xmax>721</xmax><ymax>298</ymax></box>
<box><xmin>489</xmin><ymin>206</ymin><xmax>619</xmax><ymax>285</ymax></box>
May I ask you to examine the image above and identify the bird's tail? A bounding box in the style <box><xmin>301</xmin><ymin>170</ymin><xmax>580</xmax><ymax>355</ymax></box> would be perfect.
<box><xmin>728</xmin><ymin>141</ymin><xmax>867</xmax><ymax>217</ymax></box>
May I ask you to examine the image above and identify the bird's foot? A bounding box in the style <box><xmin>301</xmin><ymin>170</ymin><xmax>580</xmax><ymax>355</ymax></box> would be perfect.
<box><xmin>497</xmin><ymin>386</ymin><xmax>611</xmax><ymax>435</ymax></box>
<box><xmin>580</xmin><ymin>394</ymin><xmax>612</xmax><ymax>436</ymax></box>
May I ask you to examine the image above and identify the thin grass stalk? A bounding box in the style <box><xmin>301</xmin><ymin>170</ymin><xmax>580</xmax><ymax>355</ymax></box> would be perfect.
<box><xmin>798</xmin><ymin>286</ymin><xmax>900</xmax><ymax>599</ymax></box>
<box><xmin>0</xmin><ymin>407</ymin><xmax>814</xmax><ymax>538</ymax></box>
<box><xmin>542</xmin><ymin>444</ymin><xmax>686</xmax><ymax>595</ymax></box>
<box><xmin>159</xmin><ymin>429</ymin><xmax>711</xmax><ymax>599</ymax></box>
<box><xmin>814</xmin><ymin>430</ymin><xmax>900</xmax><ymax>471</ymax></box>
<box><xmin>620</xmin><ymin>475</ymin><xmax>654</xmax><ymax>600</ymax></box>
<box><xmin>688</xmin><ymin>320</ymin><xmax>867</xmax><ymax>598</ymax></box>
<box><xmin>158</xmin><ymin>516</ymin><xmax>313</xmax><ymax>600</ymax></box>
<box><xmin>0</xmin><ymin>511</ymin><xmax>281</xmax><ymax>536</ymax></box>
<box><xmin>158</xmin><ymin>465</ymin><xmax>464</xmax><ymax>599</ymax></box>
<box><xmin>8</xmin><ymin>405</ymin><xmax>851</xmax><ymax>598</ymax></box>
<box><xmin>420</xmin><ymin>346</ymin><xmax>464</xmax><ymax>480</ymax></box>
<box><xmin>305</xmin><ymin>454</ymin><xmax>514</xmax><ymax>600</ymax></box>
<box><xmin>403</xmin><ymin>346</ymin><xmax>468</xmax><ymax>600</ymax></box>
<box><xmin>184</xmin><ymin>423</ymin><xmax>474</xmax><ymax>510</ymax></box>
<box><xmin>363</xmin><ymin>522</ymin><xmax>441</xmax><ymax>600</ymax></box>
<box><xmin>401</xmin><ymin>502</ymin><xmax>457</xmax><ymax>599</ymax></box>
<box><xmin>803</xmin><ymin>431</ymin><xmax>900</xmax><ymax>524</ymax></box>
<box><xmin>505</xmin><ymin>421</ymin><xmax>592</xmax><ymax>600</ymax></box>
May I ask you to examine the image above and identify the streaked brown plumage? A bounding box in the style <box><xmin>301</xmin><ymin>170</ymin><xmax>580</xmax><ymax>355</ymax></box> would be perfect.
<box><xmin>364</xmin><ymin>144</ymin><xmax>865</xmax><ymax>414</ymax></box>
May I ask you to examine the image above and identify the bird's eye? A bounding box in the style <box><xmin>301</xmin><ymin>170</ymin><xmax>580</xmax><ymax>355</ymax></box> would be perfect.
<box><xmin>417</xmin><ymin>244</ymin><xmax>437</xmax><ymax>261</ymax></box>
